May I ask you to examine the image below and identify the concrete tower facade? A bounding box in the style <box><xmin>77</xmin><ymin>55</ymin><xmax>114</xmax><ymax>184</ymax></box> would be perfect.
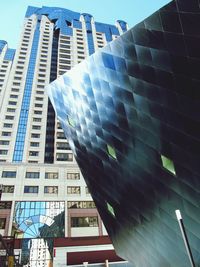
<box><xmin>0</xmin><ymin>6</ymin><xmax>128</xmax><ymax>267</ymax></box>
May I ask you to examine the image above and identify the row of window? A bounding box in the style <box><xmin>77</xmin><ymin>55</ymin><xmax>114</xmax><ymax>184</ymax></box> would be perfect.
<box><xmin>1</xmin><ymin>171</ymin><xmax>80</xmax><ymax>179</ymax></box>
<box><xmin>2</xmin><ymin>150</ymin><xmax>74</xmax><ymax>161</ymax></box>
<box><xmin>0</xmin><ymin>216</ymin><xmax>98</xmax><ymax>229</ymax></box>
<box><xmin>1</xmin><ymin>185</ymin><xmax>89</xmax><ymax>195</ymax></box>
<box><xmin>28</xmin><ymin>186</ymin><xmax>86</xmax><ymax>194</ymax></box>
<box><xmin>0</xmin><ymin>200</ymin><xmax>94</xmax><ymax>210</ymax></box>
<box><xmin>68</xmin><ymin>201</ymin><xmax>95</xmax><ymax>209</ymax></box>
<box><xmin>71</xmin><ymin>216</ymin><xmax>98</xmax><ymax>227</ymax></box>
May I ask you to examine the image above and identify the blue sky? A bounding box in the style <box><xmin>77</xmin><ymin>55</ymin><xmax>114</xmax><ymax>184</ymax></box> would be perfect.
<box><xmin>1</xmin><ymin>0</ymin><xmax>170</xmax><ymax>48</ymax></box>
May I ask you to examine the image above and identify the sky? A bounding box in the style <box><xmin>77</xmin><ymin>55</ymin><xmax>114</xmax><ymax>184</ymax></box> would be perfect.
<box><xmin>1</xmin><ymin>0</ymin><xmax>170</xmax><ymax>48</ymax></box>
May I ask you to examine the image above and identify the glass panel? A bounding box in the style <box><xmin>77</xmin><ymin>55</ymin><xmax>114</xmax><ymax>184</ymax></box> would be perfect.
<box><xmin>67</xmin><ymin>115</ymin><xmax>76</xmax><ymax>127</ymax></box>
<box><xmin>161</xmin><ymin>155</ymin><xmax>176</xmax><ymax>175</ymax></box>
<box><xmin>107</xmin><ymin>202</ymin><xmax>115</xmax><ymax>217</ymax></box>
<box><xmin>107</xmin><ymin>144</ymin><xmax>117</xmax><ymax>159</ymax></box>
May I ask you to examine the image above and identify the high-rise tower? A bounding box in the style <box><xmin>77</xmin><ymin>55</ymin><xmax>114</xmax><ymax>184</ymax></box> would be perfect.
<box><xmin>48</xmin><ymin>1</ymin><xmax>200</xmax><ymax>267</ymax></box>
<box><xmin>0</xmin><ymin>6</ymin><xmax>128</xmax><ymax>266</ymax></box>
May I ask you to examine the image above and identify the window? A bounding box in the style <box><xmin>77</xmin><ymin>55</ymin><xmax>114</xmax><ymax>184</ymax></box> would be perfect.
<box><xmin>34</xmin><ymin>110</ymin><xmax>42</xmax><ymax>115</ymax></box>
<box><xmin>2</xmin><ymin>132</ymin><xmax>11</xmax><ymax>137</ymax></box>
<box><xmin>33</xmin><ymin>118</ymin><xmax>42</xmax><ymax>122</ymax></box>
<box><xmin>45</xmin><ymin>172</ymin><xmax>58</xmax><ymax>179</ymax></box>
<box><xmin>29</xmin><ymin>151</ymin><xmax>39</xmax><ymax>156</ymax></box>
<box><xmin>40</xmin><ymin>55</ymin><xmax>47</xmax><ymax>59</ymax></box>
<box><xmin>59</xmin><ymin>59</ymin><xmax>71</xmax><ymax>64</ymax></box>
<box><xmin>56</xmin><ymin>132</ymin><xmax>66</xmax><ymax>139</ymax></box>
<box><xmin>56</xmin><ymin>153</ymin><xmax>73</xmax><ymax>161</ymax></box>
<box><xmin>0</xmin><ymin>218</ymin><xmax>6</xmax><ymax>229</ymax></box>
<box><xmin>41</xmin><ymin>50</ymin><xmax>48</xmax><ymax>55</ymax></box>
<box><xmin>7</xmin><ymin>108</ymin><xmax>15</xmax><ymax>112</ymax></box>
<box><xmin>44</xmin><ymin>186</ymin><xmax>58</xmax><ymax>194</ymax></box>
<box><xmin>3</xmin><ymin>123</ymin><xmax>12</xmax><ymax>128</ymax></box>
<box><xmin>24</xmin><ymin>186</ymin><xmax>38</xmax><ymax>193</ymax></box>
<box><xmin>1</xmin><ymin>64</ymin><xmax>8</xmax><ymax>68</ymax></box>
<box><xmin>71</xmin><ymin>216</ymin><xmax>98</xmax><ymax>227</ymax></box>
<box><xmin>35</xmin><ymin>97</ymin><xmax>43</xmax><ymax>101</ymax></box>
<box><xmin>35</xmin><ymin>103</ymin><xmax>43</xmax><ymax>108</ymax></box>
<box><xmin>107</xmin><ymin>144</ymin><xmax>117</xmax><ymax>159</ymax></box>
<box><xmin>10</xmin><ymin>94</ymin><xmax>18</xmax><ymax>98</ymax></box>
<box><xmin>56</xmin><ymin>142</ymin><xmax>70</xmax><ymax>150</ymax></box>
<box><xmin>16</xmin><ymin>66</ymin><xmax>24</xmax><ymax>70</ymax></box>
<box><xmin>2</xmin><ymin>185</ymin><xmax>14</xmax><ymax>193</ymax></box>
<box><xmin>30</xmin><ymin>142</ymin><xmax>39</xmax><ymax>147</ymax></box>
<box><xmin>107</xmin><ymin>202</ymin><xmax>115</xmax><ymax>217</ymax></box>
<box><xmin>0</xmin><ymin>150</ymin><xmax>8</xmax><ymax>155</ymax></box>
<box><xmin>161</xmin><ymin>155</ymin><xmax>176</xmax><ymax>175</ymax></box>
<box><xmin>5</xmin><ymin>115</ymin><xmax>14</xmax><ymax>120</ymax></box>
<box><xmin>12</xmin><ymin>82</ymin><xmax>20</xmax><ymax>86</ymax></box>
<box><xmin>32</xmin><ymin>125</ymin><xmax>41</xmax><ymax>130</ymax></box>
<box><xmin>67</xmin><ymin>186</ymin><xmax>80</xmax><ymax>194</ymax></box>
<box><xmin>25</xmin><ymin>172</ymin><xmax>40</xmax><ymax>179</ymax></box>
<box><xmin>67</xmin><ymin>201</ymin><xmax>96</xmax><ymax>209</ymax></box>
<box><xmin>77</xmin><ymin>51</ymin><xmax>84</xmax><ymax>55</ymax></box>
<box><xmin>31</xmin><ymin>133</ymin><xmax>40</xmax><ymax>138</ymax></box>
<box><xmin>2</xmin><ymin>171</ymin><xmax>16</xmax><ymax>178</ymax></box>
<box><xmin>11</xmin><ymin>88</ymin><xmax>20</xmax><ymax>92</ymax></box>
<box><xmin>0</xmin><ymin>201</ymin><xmax>12</xmax><ymax>209</ymax></box>
<box><xmin>15</xmin><ymin>71</ymin><xmax>23</xmax><ymax>75</ymax></box>
<box><xmin>0</xmin><ymin>140</ymin><xmax>9</xmax><ymax>145</ymax></box>
<box><xmin>67</xmin><ymin>173</ymin><xmax>80</xmax><ymax>180</ymax></box>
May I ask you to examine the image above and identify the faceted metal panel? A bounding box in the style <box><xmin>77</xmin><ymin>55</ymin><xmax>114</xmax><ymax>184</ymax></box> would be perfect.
<box><xmin>47</xmin><ymin>1</ymin><xmax>200</xmax><ymax>266</ymax></box>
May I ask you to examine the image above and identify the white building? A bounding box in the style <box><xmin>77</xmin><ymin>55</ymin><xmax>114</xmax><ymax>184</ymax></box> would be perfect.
<box><xmin>0</xmin><ymin>6</ymin><xmax>128</xmax><ymax>266</ymax></box>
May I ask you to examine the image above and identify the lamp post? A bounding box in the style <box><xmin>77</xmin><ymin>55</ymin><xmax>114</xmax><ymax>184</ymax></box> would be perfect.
<box><xmin>175</xmin><ymin>210</ymin><xmax>195</xmax><ymax>267</ymax></box>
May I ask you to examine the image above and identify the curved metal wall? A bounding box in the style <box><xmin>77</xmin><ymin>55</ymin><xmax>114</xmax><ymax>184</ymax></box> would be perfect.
<box><xmin>47</xmin><ymin>1</ymin><xmax>200</xmax><ymax>266</ymax></box>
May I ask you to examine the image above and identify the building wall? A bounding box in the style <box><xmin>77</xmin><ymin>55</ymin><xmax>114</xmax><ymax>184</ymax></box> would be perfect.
<box><xmin>0</xmin><ymin>163</ymin><xmax>105</xmax><ymax>238</ymax></box>
<box><xmin>0</xmin><ymin>6</ymin><xmax>128</xmax><ymax>266</ymax></box>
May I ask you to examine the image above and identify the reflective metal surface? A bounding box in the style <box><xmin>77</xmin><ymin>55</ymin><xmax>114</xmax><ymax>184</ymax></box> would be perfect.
<box><xmin>48</xmin><ymin>1</ymin><xmax>200</xmax><ymax>266</ymax></box>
